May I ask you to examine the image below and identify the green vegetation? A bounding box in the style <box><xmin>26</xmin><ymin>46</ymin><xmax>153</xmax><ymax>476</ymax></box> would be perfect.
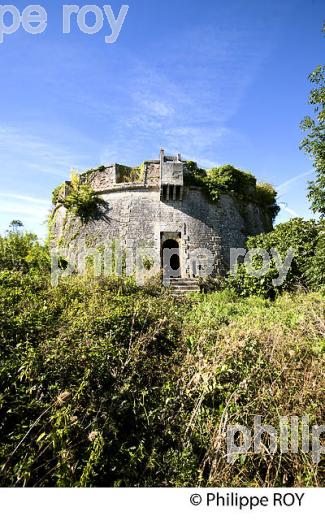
<box><xmin>205</xmin><ymin>164</ymin><xmax>256</xmax><ymax>199</ymax></box>
<box><xmin>184</xmin><ymin>162</ymin><xmax>280</xmax><ymax>221</ymax></box>
<box><xmin>0</xmin><ymin>222</ymin><xmax>49</xmax><ymax>274</ymax></box>
<box><xmin>306</xmin><ymin>220</ymin><xmax>325</xmax><ymax>289</ymax></box>
<box><xmin>255</xmin><ymin>182</ymin><xmax>279</xmax><ymax>208</ymax></box>
<box><xmin>300</xmin><ymin>28</ymin><xmax>325</xmax><ymax>216</ymax></box>
<box><xmin>227</xmin><ymin>218</ymin><xmax>325</xmax><ymax>297</ymax></box>
<box><xmin>115</xmin><ymin>163</ymin><xmax>146</xmax><ymax>183</ymax></box>
<box><xmin>183</xmin><ymin>160</ymin><xmax>207</xmax><ymax>185</ymax></box>
<box><xmin>82</xmin><ymin>165</ymin><xmax>106</xmax><ymax>178</ymax></box>
<box><xmin>51</xmin><ymin>183</ymin><xmax>65</xmax><ymax>205</ymax></box>
<box><xmin>52</xmin><ymin>171</ymin><xmax>103</xmax><ymax>222</ymax></box>
<box><xmin>0</xmin><ymin>224</ymin><xmax>324</xmax><ymax>487</ymax></box>
<box><xmin>1</xmin><ymin>46</ymin><xmax>324</xmax><ymax>485</ymax></box>
<box><xmin>142</xmin><ymin>255</ymin><xmax>155</xmax><ymax>271</ymax></box>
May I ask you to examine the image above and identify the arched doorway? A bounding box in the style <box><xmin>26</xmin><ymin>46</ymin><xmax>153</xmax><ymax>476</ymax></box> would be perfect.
<box><xmin>161</xmin><ymin>234</ymin><xmax>181</xmax><ymax>278</ymax></box>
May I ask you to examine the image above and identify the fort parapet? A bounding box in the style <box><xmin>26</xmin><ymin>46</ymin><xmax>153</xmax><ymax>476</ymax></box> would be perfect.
<box><xmin>51</xmin><ymin>150</ymin><xmax>274</xmax><ymax>281</ymax></box>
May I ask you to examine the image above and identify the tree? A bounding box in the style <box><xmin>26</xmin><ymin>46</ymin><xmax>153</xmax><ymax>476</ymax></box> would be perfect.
<box><xmin>0</xmin><ymin>223</ymin><xmax>49</xmax><ymax>273</ymax></box>
<box><xmin>226</xmin><ymin>218</ymin><xmax>323</xmax><ymax>296</ymax></box>
<box><xmin>8</xmin><ymin>220</ymin><xmax>24</xmax><ymax>233</ymax></box>
<box><xmin>53</xmin><ymin>170</ymin><xmax>103</xmax><ymax>222</ymax></box>
<box><xmin>300</xmin><ymin>25</ymin><xmax>325</xmax><ymax>216</ymax></box>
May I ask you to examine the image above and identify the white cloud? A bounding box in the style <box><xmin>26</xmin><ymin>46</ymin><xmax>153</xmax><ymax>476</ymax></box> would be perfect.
<box><xmin>0</xmin><ymin>192</ymin><xmax>49</xmax><ymax>206</ymax></box>
<box><xmin>139</xmin><ymin>97</ymin><xmax>175</xmax><ymax>117</ymax></box>
<box><xmin>276</xmin><ymin>169</ymin><xmax>315</xmax><ymax>196</ymax></box>
<box><xmin>0</xmin><ymin>125</ymin><xmax>93</xmax><ymax>177</ymax></box>
<box><xmin>278</xmin><ymin>203</ymin><xmax>301</xmax><ymax>218</ymax></box>
<box><xmin>0</xmin><ymin>124</ymin><xmax>95</xmax><ymax>236</ymax></box>
<box><xmin>0</xmin><ymin>192</ymin><xmax>49</xmax><ymax>237</ymax></box>
<box><xmin>97</xmin><ymin>22</ymin><xmax>274</xmax><ymax>164</ymax></box>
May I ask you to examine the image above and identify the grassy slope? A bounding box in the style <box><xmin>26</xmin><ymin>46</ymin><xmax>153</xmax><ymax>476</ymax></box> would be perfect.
<box><xmin>0</xmin><ymin>274</ymin><xmax>324</xmax><ymax>486</ymax></box>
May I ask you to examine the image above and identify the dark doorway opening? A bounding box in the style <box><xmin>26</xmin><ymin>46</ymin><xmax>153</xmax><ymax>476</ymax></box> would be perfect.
<box><xmin>164</xmin><ymin>239</ymin><xmax>180</xmax><ymax>271</ymax></box>
<box><xmin>161</xmin><ymin>234</ymin><xmax>181</xmax><ymax>278</ymax></box>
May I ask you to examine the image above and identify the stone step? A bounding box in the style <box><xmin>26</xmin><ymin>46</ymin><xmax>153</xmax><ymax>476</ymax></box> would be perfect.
<box><xmin>172</xmin><ymin>284</ymin><xmax>199</xmax><ymax>290</ymax></box>
<box><xmin>168</xmin><ymin>278</ymin><xmax>199</xmax><ymax>285</ymax></box>
<box><xmin>166</xmin><ymin>278</ymin><xmax>200</xmax><ymax>297</ymax></box>
<box><xmin>173</xmin><ymin>289</ymin><xmax>199</xmax><ymax>294</ymax></box>
<box><xmin>169</xmin><ymin>284</ymin><xmax>200</xmax><ymax>291</ymax></box>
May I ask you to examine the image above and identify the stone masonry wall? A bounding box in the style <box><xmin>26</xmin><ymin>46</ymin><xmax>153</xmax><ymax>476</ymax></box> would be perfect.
<box><xmin>52</xmin><ymin>184</ymin><xmax>272</xmax><ymax>280</ymax></box>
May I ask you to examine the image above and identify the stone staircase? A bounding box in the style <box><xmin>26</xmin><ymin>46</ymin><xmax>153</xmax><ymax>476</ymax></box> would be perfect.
<box><xmin>167</xmin><ymin>278</ymin><xmax>200</xmax><ymax>296</ymax></box>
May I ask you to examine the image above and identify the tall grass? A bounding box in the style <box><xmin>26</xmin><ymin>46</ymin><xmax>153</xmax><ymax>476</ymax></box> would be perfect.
<box><xmin>0</xmin><ymin>275</ymin><xmax>324</xmax><ymax>486</ymax></box>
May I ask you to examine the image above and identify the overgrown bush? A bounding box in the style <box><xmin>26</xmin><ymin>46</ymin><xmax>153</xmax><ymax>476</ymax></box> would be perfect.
<box><xmin>184</xmin><ymin>162</ymin><xmax>279</xmax><ymax>220</ymax></box>
<box><xmin>52</xmin><ymin>172</ymin><xmax>103</xmax><ymax>222</ymax></box>
<box><xmin>227</xmin><ymin>218</ymin><xmax>324</xmax><ymax>297</ymax></box>
<box><xmin>305</xmin><ymin>219</ymin><xmax>325</xmax><ymax>290</ymax></box>
<box><xmin>184</xmin><ymin>161</ymin><xmax>207</xmax><ymax>186</ymax></box>
<box><xmin>115</xmin><ymin>163</ymin><xmax>145</xmax><ymax>183</ymax></box>
<box><xmin>51</xmin><ymin>183</ymin><xmax>65</xmax><ymax>205</ymax></box>
<box><xmin>205</xmin><ymin>164</ymin><xmax>256</xmax><ymax>200</ymax></box>
<box><xmin>64</xmin><ymin>172</ymin><xmax>101</xmax><ymax>221</ymax></box>
<box><xmin>0</xmin><ymin>274</ymin><xmax>185</xmax><ymax>486</ymax></box>
<box><xmin>0</xmin><ymin>227</ymin><xmax>324</xmax><ymax>487</ymax></box>
<box><xmin>181</xmin><ymin>291</ymin><xmax>325</xmax><ymax>486</ymax></box>
<box><xmin>0</xmin><ymin>222</ymin><xmax>49</xmax><ymax>274</ymax></box>
<box><xmin>255</xmin><ymin>182</ymin><xmax>280</xmax><ymax>220</ymax></box>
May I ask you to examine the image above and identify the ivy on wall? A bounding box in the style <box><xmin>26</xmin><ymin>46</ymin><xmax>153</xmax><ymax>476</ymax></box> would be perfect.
<box><xmin>184</xmin><ymin>161</ymin><xmax>280</xmax><ymax>221</ymax></box>
<box><xmin>51</xmin><ymin>161</ymin><xmax>279</xmax><ymax>225</ymax></box>
<box><xmin>115</xmin><ymin>163</ymin><xmax>146</xmax><ymax>183</ymax></box>
<box><xmin>52</xmin><ymin>171</ymin><xmax>102</xmax><ymax>222</ymax></box>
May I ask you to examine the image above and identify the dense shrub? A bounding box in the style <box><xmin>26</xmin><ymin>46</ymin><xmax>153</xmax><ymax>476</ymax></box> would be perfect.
<box><xmin>205</xmin><ymin>164</ymin><xmax>256</xmax><ymax>200</ymax></box>
<box><xmin>51</xmin><ymin>183</ymin><xmax>65</xmax><ymax>205</ymax></box>
<box><xmin>115</xmin><ymin>163</ymin><xmax>145</xmax><ymax>183</ymax></box>
<box><xmin>255</xmin><ymin>182</ymin><xmax>280</xmax><ymax>220</ymax></box>
<box><xmin>184</xmin><ymin>161</ymin><xmax>207</xmax><ymax>186</ymax></box>
<box><xmin>184</xmin><ymin>162</ymin><xmax>279</xmax><ymax>220</ymax></box>
<box><xmin>0</xmin><ymin>275</ymin><xmax>186</xmax><ymax>486</ymax></box>
<box><xmin>182</xmin><ymin>291</ymin><xmax>325</xmax><ymax>487</ymax></box>
<box><xmin>300</xmin><ymin>62</ymin><xmax>325</xmax><ymax>216</ymax></box>
<box><xmin>0</xmin><ymin>274</ymin><xmax>323</xmax><ymax>487</ymax></box>
<box><xmin>227</xmin><ymin>218</ymin><xmax>324</xmax><ymax>297</ymax></box>
<box><xmin>0</xmin><ymin>223</ymin><xmax>49</xmax><ymax>274</ymax></box>
<box><xmin>305</xmin><ymin>219</ymin><xmax>325</xmax><ymax>290</ymax></box>
<box><xmin>64</xmin><ymin>173</ymin><xmax>100</xmax><ymax>221</ymax></box>
<box><xmin>0</xmin><ymin>227</ymin><xmax>324</xmax><ymax>487</ymax></box>
<box><xmin>52</xmin><ymin>172</ymin><xmax>103</xmax><ymax>222</ymax></box>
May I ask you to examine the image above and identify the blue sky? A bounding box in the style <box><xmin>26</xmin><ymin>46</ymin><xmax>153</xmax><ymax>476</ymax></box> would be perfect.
<box><xmin>0</xmin><ymin>0</ymin><xmax>323</xmax><ymax>237</ymax></box>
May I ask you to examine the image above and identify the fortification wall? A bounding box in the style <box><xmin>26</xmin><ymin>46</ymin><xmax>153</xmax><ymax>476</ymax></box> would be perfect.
<box><xmin>52</xmin><ymin>186</ymin><xmax>272</xmax><ymax>279</ymax></box>
<box><xmin>83</xmin><ymin>162</ymin><xmax>161</xmax><ymax>192</ymax></box>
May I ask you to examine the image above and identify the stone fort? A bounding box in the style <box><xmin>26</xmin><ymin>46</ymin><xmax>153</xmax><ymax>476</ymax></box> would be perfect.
<box><xmin>51</xmin><ymin>150</ymin><xmax>274</xmax><ymax>285</ymax></box>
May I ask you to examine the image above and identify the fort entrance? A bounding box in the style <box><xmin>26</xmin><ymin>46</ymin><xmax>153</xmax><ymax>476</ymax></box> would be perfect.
<box><xmin>161</xmin><ymin>232</ymin><xmax>181</xmax><ymax>279</ymax></box>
